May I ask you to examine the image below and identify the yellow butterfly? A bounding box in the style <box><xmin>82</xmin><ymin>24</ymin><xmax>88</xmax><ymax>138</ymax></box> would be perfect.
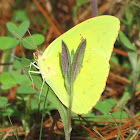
<box><xmin>34</xmin><ymin>15</ymin><xmax>120</xmax><ymax>114</ymax></box>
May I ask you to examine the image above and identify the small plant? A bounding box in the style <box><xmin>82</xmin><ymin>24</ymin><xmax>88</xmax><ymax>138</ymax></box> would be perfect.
<box><xmin>0</xmin><ymin>20</ymin><xmax>48</xmax><ymax>134</ymax></box>
<box><xmin>61</xmin><ymin>39</ymin><xmax>87</xmax><ymax>139</ymax></box>
<box><xmin>118</xmin><ymin>3</ymin><xmax>140</xmax><ymax>115</ymax></box>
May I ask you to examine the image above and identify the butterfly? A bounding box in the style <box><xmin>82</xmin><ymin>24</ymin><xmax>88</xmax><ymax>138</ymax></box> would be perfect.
<box><xmin>32</xmin><ymin>15</ymin><xmax>120</xmax><ymax>114</ymax></box>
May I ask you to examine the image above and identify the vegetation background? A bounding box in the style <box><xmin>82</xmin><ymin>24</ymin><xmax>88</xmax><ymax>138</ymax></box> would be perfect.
<box><xmin>0</xmin><ymin>0</ymin><xmax>140</xmax><ymax>139</ymax></box>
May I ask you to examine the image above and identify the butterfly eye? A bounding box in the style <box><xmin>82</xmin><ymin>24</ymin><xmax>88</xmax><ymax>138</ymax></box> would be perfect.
<box><xmin>33</xmin><ymin>51</ymin><xmax>43</xmax><ymax>60</ymax></box>
<box><xmin>33</xmin><ymin>52</ymin><xmax>38</xmax><ymax>60</ymax></box>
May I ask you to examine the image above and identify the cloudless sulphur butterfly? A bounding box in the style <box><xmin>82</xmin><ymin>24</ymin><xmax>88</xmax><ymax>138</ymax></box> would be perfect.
<box><xmin>35</xmin><ymin>15</ymin><xmax>120</xmax><ymax>114</ymax></box>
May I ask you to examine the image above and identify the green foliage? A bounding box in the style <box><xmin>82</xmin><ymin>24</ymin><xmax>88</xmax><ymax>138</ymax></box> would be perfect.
<box><xmin>94</xmin><ymin>111</ymin><xmax>128</xmax><ymax>122</ymax></box>
<box><xmin>30</xmin><ymin>98</ymin><xmax>56</xmax><ymax>113</ymax></box>
<box><xmin>110</xmin><ymin>54</ymin><xmax>119</xmax><ymax>65</ymax></box>
<box><xmin>21</xmin><ymin>34</ymin><xmax>45</xmax><ymax>50</ymax></box>
<box><xmin>76</xmin><ymin>0</ymin><xmax>88</xmax><ymax>7</ymax></box>
<box><xmin>0</xmin><ymin>97</ymin><xmax>8</xmax><ymax>108</ymax></box>
<box><xmin>73</xmin><ymin>0</ymin><xmax>89</xmax><ymax>17</ymax></box>
<box><xmin>0</xmin><ymin>16</ymin><xmax>46</xmax><ymax>138</ymax></box>
<box><xmin>95</xmin><ymin>99</ymin><xmax>117</xmax><ymax>115</ymax></box>
<box><xmin>117</xmin><ymin>3</ymin><xmax>140</xmax><ymax>115</ymax></box>
<box><xmin>21</xmin><ymin>58</ymin><xmax>68</xmax><ymax>133</ymax></box>
<box><xmin>0</xmin><ymin>37</ymin><xmax>19</xmax><ymax>50</ymax></box>
<box><xmin>124</xmin><ymin>6</ymin><xmax>133</xmax><ymax>27</ymax></box>
<box><xmin>16</xmin><ymin>85</ymin><xmax>37</xmax><ymax>95</ymax></box>
<box><xmin>0</xmin><ymin>70</ymin><xmax>32</xmax><ymax>90</ymax></box>
<box><xmin>73</xmin><ymin>99</ymin><xmax>129</xmax><ymax>126</ymax></box>
<box><xmin>117</xmin><ymin>86</ymin><xmax>132</xmax><ymax>107</ymax></box>
<box><xmin>13</xmin><ymin>59</ymin><xmax>23</xmax><ymax>69</ymax></box>
<box><xmin>0</xmin><ymin>19</ymin><xmax>46</xmax><ymax>134</ymax></box>
<box><xmin>120</xmin><ymin>3</ymin><xmax>139</xmax><ymax>33</ymax></box>
<box><xmin>119</xmin><ymin>31</ymin><xmax>136</xmax><ymax>51</ymax></box>
<box><xmin>1</xmin><ymin>106</ymin><xmax>18</xmax><ymax>117</ymax></box>
<box><xmin>6</xmin><ymin>20</ymin><xmax>30</xmax><ymax>39</ymax></box>
<box><xmin>0</xmin><ymin>72</ymin><xmax>17</xmax><ymax>89</ymax></box>
<box><xmin>12</xmin><ymin>10</ymin><xmax>29</xmax><ymax>22</ymax></box>
<box><xmin>0</xmin><ymin>20</ymin><xmax>45</xmax><ymax>50</ymax></box>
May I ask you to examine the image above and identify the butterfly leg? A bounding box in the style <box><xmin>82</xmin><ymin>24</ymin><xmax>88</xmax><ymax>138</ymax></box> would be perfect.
<box><xmin>28</xmin><ymin>61</ymin><xmax>40</xmax><ymax>69</ymax></box>
<box><xmin>38</xmin><ymin>80</ymin><xmax>45</xmax><ymax>103</ymax></box>
<box><xmin>28</xmin><ymin>61</ymin><xmax>45</xmax><ymax>103</ymax></box>
<box><xmin>28</xmin><ymin>61</ymin><xmax>41</xmax><ymax>89</ymax></box>
<box><xmin>29</xmin><ymin>70</ymin><xmax>45</xmax><ymax>104</ymax></box>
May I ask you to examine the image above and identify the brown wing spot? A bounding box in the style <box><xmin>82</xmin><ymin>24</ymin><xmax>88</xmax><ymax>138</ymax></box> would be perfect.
<box><xmin>80</xmin><ymin>34</ymin><xmax>84</xmax><ymax>41</ymax></box>
<box><xmin>47</xmin><ymin>67</ymin><xmax>51</xmax><ymax>71</ymax></box>
<box><xmin>42</xmin><ymin>58</ymin><xmax>45</xmax><ymax>62</ymax></box>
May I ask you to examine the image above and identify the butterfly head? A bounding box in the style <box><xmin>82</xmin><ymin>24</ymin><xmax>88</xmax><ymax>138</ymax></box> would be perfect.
<box><xmin>33</xmin><ymin>51</ymin><xmax>43</xmax><ymax>61</ymax></box>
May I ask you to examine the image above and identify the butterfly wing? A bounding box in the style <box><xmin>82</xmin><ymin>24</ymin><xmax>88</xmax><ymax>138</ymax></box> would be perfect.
<box><xmin>38</xmin><ymin>15</ymin><xmax>120</xmax><ymax>114</ymax></box>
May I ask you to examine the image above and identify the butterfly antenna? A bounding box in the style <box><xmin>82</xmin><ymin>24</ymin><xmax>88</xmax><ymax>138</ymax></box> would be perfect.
<box><xmin>13</xmin><ymin>31</ymin><xmax>36</xmax><ymax>50</ymax></box>
<box><xmin>27</xmin><ymin>29</ymin><xmax>39</xmax><ymax>53</ymax></box>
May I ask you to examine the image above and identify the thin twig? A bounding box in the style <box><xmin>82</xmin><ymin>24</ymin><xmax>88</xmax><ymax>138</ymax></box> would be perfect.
<box><xmin>91</xmin><ymin>0</ymin><xmax>98</xmax><ymax>17</ymax></box>
<box><xmin>79</xmin><ymin>115</ymin><xmax>106</xmax><ymax>140</ymax></box>
<box><xmin>109</xmin><ymin>113</ymin><xmax>125</xmax><ymax>140</ymax></box>
<box><xmin>33</xmin><ymin>0</ymin><xmax>62</xmax><ymax>36</ymax></box>
<box><xmin>130</xmin><ymin>127</ymin><xmax>140</xmax><ymax>140</ymax></box>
